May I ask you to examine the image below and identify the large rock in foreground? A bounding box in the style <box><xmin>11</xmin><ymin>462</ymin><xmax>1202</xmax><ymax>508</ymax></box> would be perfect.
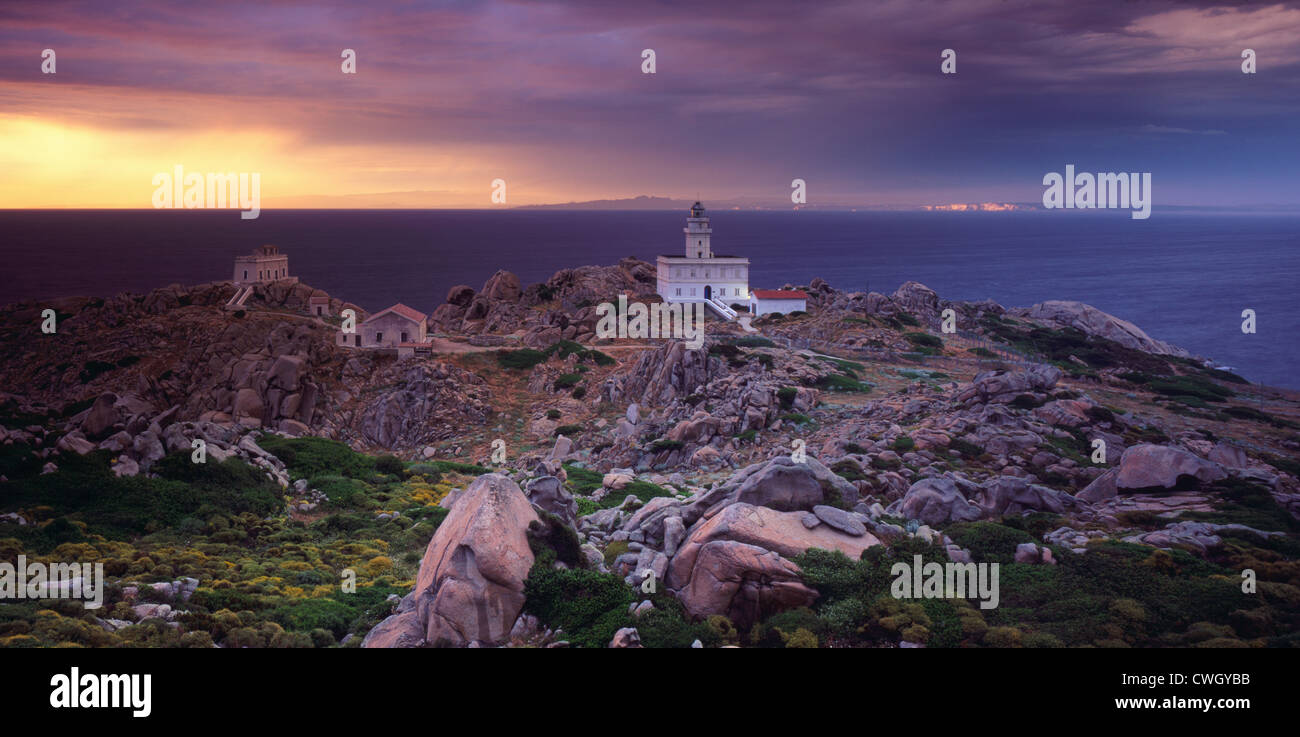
<box><xmin>363</xmin><ymin>474</ymin><xmax>539</xmax><ymax>648</ymax></box>
<box><xmin>667</xmin><ymin>503</ymin><xmax>879</xmax><ymax>629</ymax></box>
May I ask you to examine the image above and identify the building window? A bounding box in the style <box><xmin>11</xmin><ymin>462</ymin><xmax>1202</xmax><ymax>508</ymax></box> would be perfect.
<box><xmin>401</xmin><ymin>331</ymin><xmax>409</xmax><ymax>342</ymax></box>
<box><xmin>719</xmin><ymin>288</ymin><xmax>726</xmax><ymax>296</ymax></box>
<box><xmin>690</xmin><ymin>270</ymin><xmax>696</xmax><ymax>277</ymax></box>
<box><xmin>675</xmin><ymin>288</ymin><xmax>681</xmax><ymax>296</ymax></box>
<box><xmin>376</xmin><ymin>332</ymin><xmax>383</xmax><ymax>342</ymax></box>
<box><xmin>354</xmin><ymin>335</ymin><xmax>360</xmax><ymax>347</ymax></box>
<box><xmin>690</xmin><ymin>288</ymin><xmax>696</xmax><ymax>296</ymax></box>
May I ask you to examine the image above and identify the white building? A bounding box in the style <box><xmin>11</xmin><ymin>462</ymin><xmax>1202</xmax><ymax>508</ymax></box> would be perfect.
<box><xmin>656</xmin><ymin>202</ymin><xmax>748</xmax><ymax>319</ymax></box>
<box><xmin>233</xmin><ymin>244</ymin><xmax>293</xmax><ymax>285</ymax></box>
<box><xmin>749</xmin><ymin>289</ymin><xmax>808</xmax><ymax>317</ymax></box>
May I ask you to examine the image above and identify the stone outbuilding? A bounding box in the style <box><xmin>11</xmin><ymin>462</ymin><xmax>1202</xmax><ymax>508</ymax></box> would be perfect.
<box><xmin>308</xmin><ymin>295</ymin><xmax>330</xmax><ymax>317</ymax></box>
<box><xmin>338</xmin><ymin>303</ymin><xmax>428</xmax><ymax>349</ymax></box>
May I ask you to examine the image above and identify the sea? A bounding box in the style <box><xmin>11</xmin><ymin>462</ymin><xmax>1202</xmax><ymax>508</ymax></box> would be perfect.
<box><xmin>1</xmin><ymin>209</ymin><xmax>1296</xmax><ymax>388</ymax></box>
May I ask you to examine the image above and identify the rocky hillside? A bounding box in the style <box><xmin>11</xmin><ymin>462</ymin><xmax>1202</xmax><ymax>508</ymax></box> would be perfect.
<box><xmin>2</xmin><ymin>264</ymin><xmax>1298</xmax><ymax>648</ymax></box>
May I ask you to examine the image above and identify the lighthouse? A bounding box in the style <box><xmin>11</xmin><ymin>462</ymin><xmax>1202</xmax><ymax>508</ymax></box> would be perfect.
<box><xmin>655</xmin><ymin>202</ymin><xmax>749</xmax><ymax>320</ymax></box>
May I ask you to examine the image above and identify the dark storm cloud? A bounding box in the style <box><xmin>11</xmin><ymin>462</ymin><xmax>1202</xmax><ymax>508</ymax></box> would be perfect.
<box><xmin>2</xmin><ymin>0</ymin><xmax>1296</xmax><ymax>205</ymax></box>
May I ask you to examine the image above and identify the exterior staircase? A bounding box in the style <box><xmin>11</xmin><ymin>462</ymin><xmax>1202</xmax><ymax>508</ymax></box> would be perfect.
<box><xmin>704</xmin><ymin>297</ymin><xmax>737</xmax><ymax>321</ymax></box>
<box><xmin>225</xmin><ymin>285</ymin><xmax>254</xmax><ymax>309</ymax></box>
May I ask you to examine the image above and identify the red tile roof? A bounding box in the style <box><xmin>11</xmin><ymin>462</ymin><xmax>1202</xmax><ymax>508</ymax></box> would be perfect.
<box><xmin>751</xmin><ymin>290</ymin><xmax>808</xmax><ymax>300</ymax></box>
<box><xmin>364</xmin><ymin>303</ymin><xmax>427</xmax><ymax>324</ymax></box>
<box><xmin>309</xmin><ymin>296</ymin><xmax>329</xmax><ymax>303</ymax></box>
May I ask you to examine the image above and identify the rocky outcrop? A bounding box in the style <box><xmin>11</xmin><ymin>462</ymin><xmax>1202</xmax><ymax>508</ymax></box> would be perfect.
<box><xmin>1122</xmin><ymin>520</ymin><xmax>1281</xmax><ymax>554</ymax></box>
<box><xmin>955</xmin><ymin>365</ymin><xmax>1062</xmax><ymax>405</ymax></box>
<box><xmin>887</xmin><ymin>477</ymin><xmax>982</xmax><ymax>526</ymax></box>
<box><xmin>354</xmin><ymin>362</ymin><xmax>492</xmax><ymax>450</ymax></box>
<box><xmin>667</xmin><ymin>503</ymin><xmax>879</xmax><ymax>629</ymax></box>
<box><xmin>1077</xmin><ymin>444</ymin><xmax>1229</xmax><ymax>502</ymax></box>
<box><xmin>729</xmin><ymin>455</ymin><xmax>857</xmax><ymax>512</ymax></box>
<box><xmin>364</xmin><ymin>474</ymin><xmax>539</xmax><ymax>648</ymax></box>
<box><xmin>1114</xmin><ymin>444</ymin><xmax>1227</xmax><ymax>491</ymax></box>
<box><xmin>1025</xmin><ymin>300</ymin><xmax>1190</xmax><ymax>357</ymax></box>
<box><xmin>891</xmin><ymin>281</ymin><xmax>941</xmax><ymax>322</ymax></box>
<box><xmin>604</xmin><ymin>341</ymin><xmax>715</xmax><ymax>408</ymax></box>
<box><xmin>525</xmin><ymin>475</ymin><xmax>578</xmax><ymax>528</ymax></box>
<box><xmin>972</xmin><ymin>476</ymin><xmax>1081</xmax><ymax>517</ymax></box>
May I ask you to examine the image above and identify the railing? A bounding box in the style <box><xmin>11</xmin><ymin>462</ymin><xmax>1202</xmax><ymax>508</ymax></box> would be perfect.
<box><xmin>707</xmin><ymin>297</ymin><xmax>738</xmax><ymax>321</ymax></box>
<box><xmin>225</xmin><ymin>286</ymin><xmax>253</xmax><ymax>308</ymax></box>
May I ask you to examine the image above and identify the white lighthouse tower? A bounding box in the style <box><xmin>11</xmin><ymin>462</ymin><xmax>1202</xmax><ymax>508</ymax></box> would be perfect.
<box><xmin>685</xmin><ymin>201</ymin><xmax>712</xmax><ymax>258</ymax></box>
<box><xmin>656</xmin><ymin>202</ymin><xmax>749</xmax><ymax>319</ymax></box>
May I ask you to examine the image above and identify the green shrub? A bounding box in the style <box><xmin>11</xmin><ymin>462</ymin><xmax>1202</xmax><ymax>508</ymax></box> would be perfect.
<box><xmin>562</xmin><ymin>463</ymin><xmax>603</xmax><ymax>496</ymax></box>
<box><xmin>777</xmin><ymin>387</ymin><xmax>798</xmax><ymax>409</ymax></box>
<box><xmin>815</xmin><ymin>374</ymin><xmax>872</xmax><ymax>393</ymax></box>
<box><xmin>831</xmin><ymin>459</ymin><xmax>868</xmax><ymax>482</ymax></box>
<box><xmin>943</xmin><ymin>522</ymin><xmax>1036</xmax><ymax>564</ymax></box>
<box><xmin>1121</xmin><ymin>372</ymin><xmax>1235</xmax><ymax>402</ymax></box>
<box><xmin>257</xmin><ymin>435</ymin><xmax>374</xmax><ymax>479</ymax></box>
<box><xmin>3</xmin><ymin>451</ymin><xmax>281</xmax><ymax>542</ymax></box>
<box><xmin>496</xmin><ymin>348</ymin><xmax>548</xmax><ymax>370</ymax></box>
<box><xmin>522</xmin><ymin>564</ymin><xmax>634</xmax><ymax>648</ymax></box>
<box><xmin>553</xmin><ymin>373</ymin><xmax>582</xmax><ymax>389</ymax></box>
<box><xmin>429</xmin><ymin>460</ymin><xmax>491</xmax><ymax>476</ymax></box>
<box><xmin>635</xmin><ymin>597</ymin><xmax>720</xmax><ymax>648</ymax></box>
<box><xmin>373</xmin><ymin>454</ymin><xmax>406</xmax><ymax>475</ymax></box>
<box><xmin>904</xmin><ymin>332</ymin><xmax>942</xmax><ymax>348</ymax></box>
<box><xmin>307</xmin><ymin>475</ymin><xmax>367</xmax><ymax>507</ymax></box>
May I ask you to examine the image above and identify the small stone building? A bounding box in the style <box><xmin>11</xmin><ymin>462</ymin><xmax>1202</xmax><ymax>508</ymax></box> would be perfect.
<box><xmin>308</xmin><ymin>295</ymin><xmax>330</xmax><ymax>317</ymax></box>
<box><xmin>234</xmin><ymin>245</ymin><xmax>292</xmax><ymax>284</ymax></box>
<box><xmin>338</xmin><ymin>303</ymin><xmax>428</xmax><ymax>349</ymax></box>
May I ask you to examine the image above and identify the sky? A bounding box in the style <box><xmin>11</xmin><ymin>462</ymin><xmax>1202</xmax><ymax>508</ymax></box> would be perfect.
<box><xmin>1</xmin><ymin>0</ymin><xmax>1298</xmax><ymax>209</ymax></box>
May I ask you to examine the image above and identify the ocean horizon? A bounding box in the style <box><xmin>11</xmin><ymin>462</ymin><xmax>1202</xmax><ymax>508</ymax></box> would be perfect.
<box><xmin>2</xmin><ymin>208</ymin><xmax>1296</xmax><ymax>388</ymax></box>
